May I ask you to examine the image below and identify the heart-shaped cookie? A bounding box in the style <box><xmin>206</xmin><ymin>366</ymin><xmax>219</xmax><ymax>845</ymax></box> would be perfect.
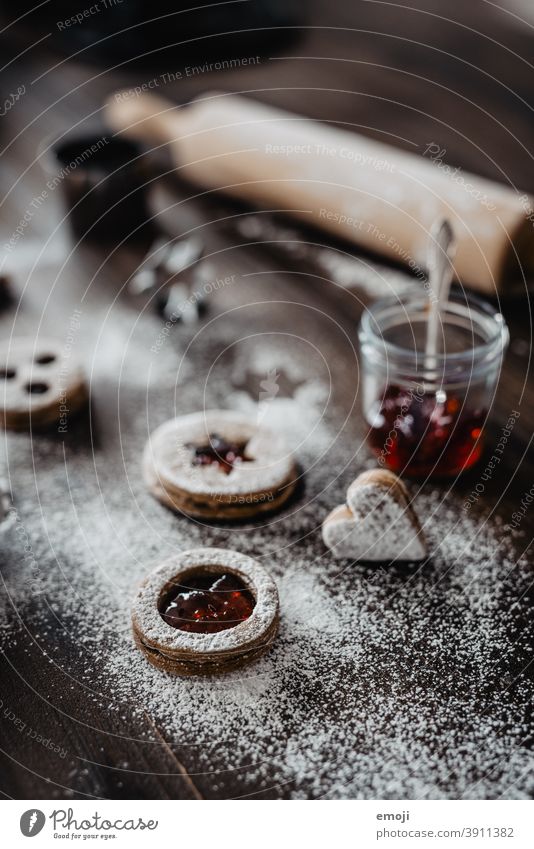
<box><xmin>322</xmin><ymin>468</ymin><xmax>427</xmax><ymax>561</ymax></box>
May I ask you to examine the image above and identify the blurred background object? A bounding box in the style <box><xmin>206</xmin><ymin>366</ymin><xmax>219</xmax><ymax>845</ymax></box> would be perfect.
<box><xmin>501</xmin><ymin>0</ymin><xmax>534</xmax><ymax>28</ymax></box>
<box><xmin>46</xmin><ymin>134</ymin><xmax>152</xmax><ymax>243</ymax></box>
<box><xmin>4</xmin><ymin>0</ymin><xmax>302</xmax><ymax>65</ymax></box>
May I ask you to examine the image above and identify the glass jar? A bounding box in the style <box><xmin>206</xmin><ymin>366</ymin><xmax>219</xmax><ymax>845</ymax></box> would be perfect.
<box><xmin>358</xmin><ymin>290</ymin><xmax>509</xmax><ymax>478</ymax></box>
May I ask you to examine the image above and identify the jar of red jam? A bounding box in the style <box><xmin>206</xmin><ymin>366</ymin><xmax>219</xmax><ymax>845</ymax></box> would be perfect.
<box><xmin>358</xmin><ymin>290</ymin><xmax>509</xmax><ymax>478</ymax></box>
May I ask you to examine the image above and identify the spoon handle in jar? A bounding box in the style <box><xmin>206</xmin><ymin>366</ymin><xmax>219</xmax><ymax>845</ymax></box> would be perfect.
<box><xmin>425</xmin><ymin>220</ymin><xmax>456</xmax><ymax>374</ymax></box>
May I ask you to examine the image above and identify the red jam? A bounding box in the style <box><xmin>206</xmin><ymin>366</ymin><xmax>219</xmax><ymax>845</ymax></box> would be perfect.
<box><xmin>161</xmin><ymin>572</ymin><xmax>255</xmax><ymax>633</ymax></box>
<box><xmin>191</xmin><ymin>434</ymin><xmax>251</xmax><ymax>475</ymax></box>
<box><xmin>367</xmin><ymin>384</ymin><xmax>485</xmax><ymax>478</ymax></box>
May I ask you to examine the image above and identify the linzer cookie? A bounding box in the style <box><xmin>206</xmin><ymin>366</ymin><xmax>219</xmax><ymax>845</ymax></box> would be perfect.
<box><xmin>0</xmin><ymin>337</ymin><xmax>87</xmax><ymax>431</ymax></box>
<box><xmin>322</xmin><ymin>468</ymin><xmax>427</xmax><ymax>561</ymax></box>
<box><xmin>143</xmin><ymin>410</ymin><xmax>297</xmax><ymax>520</ymax></box>
<box><xmin>132</xmin><ymin>547</ymin><xmax>279</xmax><ymax>675</ymax></box>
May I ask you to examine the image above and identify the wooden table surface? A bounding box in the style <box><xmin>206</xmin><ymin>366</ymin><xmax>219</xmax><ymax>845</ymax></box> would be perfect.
<box><xmin>0</xmin><ymin>0</ymin><xmax>533</xmax><ymax>799</ymax></box>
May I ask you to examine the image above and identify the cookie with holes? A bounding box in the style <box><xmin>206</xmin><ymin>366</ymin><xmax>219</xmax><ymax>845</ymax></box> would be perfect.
<box><xmin>322</xmin><ymin>468</ymin><xmax>427</xmax><ymax>561</ymax></box>
<box><xmin>132</xmin><ymin>547</ymin><xmax>279</xmax><ymax>675</ymax></box>
<box><xmin>0</xmin><ymin>338</ymin><xmax>88</xmax><ymax>431</ymax></box>
<box><xmin>143</xmin><ymin>410</ymin><xmax>298</xmax><ymax>520</ymax></box>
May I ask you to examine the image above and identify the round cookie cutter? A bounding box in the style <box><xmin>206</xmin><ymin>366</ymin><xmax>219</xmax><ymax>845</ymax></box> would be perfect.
<box><xmin>132</xmin><ymin>547</ymin><xmax>279</xmax><ymax>676</ymax></box>
<box><xmin>42</xmin><ymin>133</ymin><xmax>152</xmax><ymax>244</ymax></box>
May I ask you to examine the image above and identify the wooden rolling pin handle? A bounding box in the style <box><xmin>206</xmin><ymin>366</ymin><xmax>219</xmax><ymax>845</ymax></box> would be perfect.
<box><xmin>105</xmin><ymin>90</ymin><xmax>534</xmax><ymax>293</ymax></box>
<box><xmin>106</xmin><ymin>91</ymin><xmax>186</xmax><ymax>146</ymax></box>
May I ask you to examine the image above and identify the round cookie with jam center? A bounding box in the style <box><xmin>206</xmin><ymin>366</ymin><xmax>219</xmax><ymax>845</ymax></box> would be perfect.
<box><xmin>143</xmin><ymin>410</ymin><xmax>298</xmax><ymax>520</ymax></box>
<box><xmin>132</xmin><ymin>547</ymin><xmax>279</xmax><ymax>676</ymax></box>
<box><xmin>0</xmin><ymin>337</ymin><xmax>87</xmax><ymax>431</ymax></box>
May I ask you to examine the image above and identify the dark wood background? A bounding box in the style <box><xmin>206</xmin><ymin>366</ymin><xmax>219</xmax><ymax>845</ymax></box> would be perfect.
<box><xmin>0</xmin><ymin>0</ymin><xmax>533</xmax><ymax>799</ymax></box>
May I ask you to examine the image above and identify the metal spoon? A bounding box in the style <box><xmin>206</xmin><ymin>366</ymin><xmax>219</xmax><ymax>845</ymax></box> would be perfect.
<box><xmin>425</xmin><ymin>219</ymin><xmax>456</xmax><ymax>372</ymax></box>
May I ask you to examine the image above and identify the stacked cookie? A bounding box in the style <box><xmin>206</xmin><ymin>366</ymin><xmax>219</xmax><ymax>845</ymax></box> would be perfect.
<box><xmin>143</xmin><ymin>410</ymin><xmax>298</xmax><ymax>520</ymax></box>
<box><xmin>132</xmin><ymin>548</ymin><xmax>279</xmax><ymax>676</ymax></box>
<box><xmin>0</xmin><ymin>337</ymin><xmax>87</xmax><ymax>430</ymax></box>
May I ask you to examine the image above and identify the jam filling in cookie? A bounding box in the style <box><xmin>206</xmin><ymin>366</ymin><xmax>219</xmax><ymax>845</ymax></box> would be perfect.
<box><xmin>191</xmin><ymin>433</ymin><xmax>252</xmax><ymax>475</ymax></box>
<box><xmin>144</xmin><ymin>411</ymin><xmax>298</xmax><ymax>520</ymax></box>
<box><xmin>133</xmin><ymin>547</ymin><xmax>279</xmax><ymax>675</ymax></box>
<box><xmin>160</xmin><ymin>571</ymin><xmax>255</xmax><ymax>634</ymax></box>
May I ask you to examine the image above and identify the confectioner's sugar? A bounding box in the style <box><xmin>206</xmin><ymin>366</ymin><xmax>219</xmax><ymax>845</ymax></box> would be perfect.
<box><xmin>322</xmin><ymin>485</ymin><xmax>427</xmax><ymax>561</ymax></box>
<box><xmin>228</xmin><ymin>380</ymin><xmax>332</xmax><ymax>456</ymax></box>
<box><xmin>133</xmin><ymin>548</ymin><xmax>278</xmax><ymax>654</ymax></box>
<box><xmin>228</xmin><ymin>340</ymin><xmax>332</xmax><ymax>456</ymax></box>
<box><xmin>234</xmin><ymin>213</ymin><xmax>420</xmax><ymax>300</ymax></box>
<box><xmin>1</xmin><ymin>333</ymin><xmax>532</xmax><ymax>800</ymax></box>
<box><xmin>231</xmin><ymin>339</ymin><xmax>312</xmax><ymax>384</ymax></box>
<box><xmin>146</xmin><ymin>411</ymin><xmax>297</xmax><ymax>497</ymax></box>
<box><xmin>316</xmin><ymin>247</ymin><xmax>418</xmax><ymax>299</ymax></box>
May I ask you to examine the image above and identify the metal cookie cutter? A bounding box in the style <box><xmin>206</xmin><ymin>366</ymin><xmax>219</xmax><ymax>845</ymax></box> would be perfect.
<box><xmin>129</xmin><ymin>234</ymin><xmax>207</xmax><ymax>323</ymax></box>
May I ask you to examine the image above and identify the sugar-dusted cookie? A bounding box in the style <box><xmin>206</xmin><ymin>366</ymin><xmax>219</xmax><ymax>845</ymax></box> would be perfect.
<box><xmin>143</xmin><ymin>410</ymin><xmax>298</xmax><ymax>520</ymax></box>
<box><xmin>132</xmin><ymin>547</ymin><xmax>279</xmax><ymax>675</ymax></box>
<box><xmin>322</xmin><ymin>468</ymin><xmax>427</xmax><ymax>561</ymax></box>
<box><xmin>0</xmin><ymin>337</ymin><xmax>87</xmax><ymax>431</ymax></box>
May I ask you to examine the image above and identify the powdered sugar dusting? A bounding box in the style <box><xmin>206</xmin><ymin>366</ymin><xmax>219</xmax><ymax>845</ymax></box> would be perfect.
<box><xmin>132</xmin><ymin>547</ymin><xmax>278</xmax><ymax>655</ymax></box>
<box><xmin>234</xmin><ymin>213</ymin><xmax>420</xmax><ymax>300</ymax></box>
<box><xmin>145</xmin><ymin>410</ymin><xmax>296</xmax><ymax>497</ymax></box>
<box><xmin>1</xmin><ymin>330</ymin><xmax>533</xmax><ymax>799</ymax></box>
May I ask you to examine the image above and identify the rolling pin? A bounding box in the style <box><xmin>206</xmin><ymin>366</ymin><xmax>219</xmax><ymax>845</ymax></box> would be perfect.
<box><xmin>105</xmin><ymin>91</ymin><xmax>534</xmax><ymax>294</ymax></box>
